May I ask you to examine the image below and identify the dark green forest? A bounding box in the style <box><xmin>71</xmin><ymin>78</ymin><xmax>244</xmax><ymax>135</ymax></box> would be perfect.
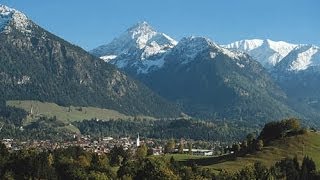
<box><xmin>0</xmin><ymin>22</ymin><xmax>181</xmax><ymax>118</ymax></box>
<box><xmin>74</xmin><ymin>119</ymin><xmax>254</xmax><ymax>142</ymax></box>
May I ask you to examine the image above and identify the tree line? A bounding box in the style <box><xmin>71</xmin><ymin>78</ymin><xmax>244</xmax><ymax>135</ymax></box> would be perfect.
<box><xmin>74</xmin><ymin>118</ymin><xmax>254</xmax><ymax>142</ymax></box>
<box><xmin>0</xmin><ymin>142</ymin><xmax>319</xmax><ymax>179</ymax></box>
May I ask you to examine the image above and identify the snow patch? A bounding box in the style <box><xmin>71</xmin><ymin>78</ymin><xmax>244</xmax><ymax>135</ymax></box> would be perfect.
<box><xmin>162</xmin><ymin>33</ymin><xmax>178</xmax><ymax>46</ymax></box>
<box><xmin>210</xmin><ymin>52</ymin><xmax>217</xmax><ymax>59</ymax></box>
<box><xmin>289</xmin><ymin>46</ymin><xmax>319</xmax><ymax>71</ymax></box>
<box><xmin>219</xmin><ymin>48</ymin><xmax>245</xmax><ymax>60</ymax></box>
<box><xmin>0</xmin><ymin>4</ymin><xmax>31</xmax><ymax>34</ymax></box>
<box><xmin>223</xmin><ymin>39</ymin><xmax>297</xmax><ymax>68</ymax></box>
<box><xmin>236</xmin><ymin>62</ymin><xmax>245</xmax><ymax>68</ymax></box>
<box><xmin>100</xmin><ymin>55</ymin><xmax>117</xmax><ymax>62</ymax></box>
<box><xmin>130</xmin><ymin>21</ymin><xmax>158</xmax><ymax>49</ymax></box>
<box><xmin>174</xmin><ymin>36</ymin><xmax>218</xmax><ymax>64</ymax></box>
<box><xmin>266</xmin><ymin>39</ymin><xmax>296</xmax><ymax>53</ymax></box>
<box><xmin>223</xmin><ymin>39</ymin><xmax>264</xmax><ymax>51</ymax></box>
<box><xmin>17</xmin><ymin>75</ymin><xmax>30</xmax><ymax>85</ymax></box>
<box><xmin>142</xmin><ymin>41</ymin><xmax>166</xmax><ymax>59</ymax></box>
<box><xmin>173</xmin><ymin>36</ymin><xmax>246</xmax><ymax>65</ymax></box>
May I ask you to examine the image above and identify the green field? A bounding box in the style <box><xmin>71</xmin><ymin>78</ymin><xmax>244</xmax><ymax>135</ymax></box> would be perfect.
<box><xmin>6</xmin><ymin>100</ymin><xmax>155</xmax><ymax>125</ymax></box>
<box><xmin>171</xmin><ymin>132</ymin><xmax>320</xmax><ymax>172</ymax></box>
<box><xmin>164</xmin><ymin>154</ymin><xmax>208</xmax><ymax>161</ymax></box>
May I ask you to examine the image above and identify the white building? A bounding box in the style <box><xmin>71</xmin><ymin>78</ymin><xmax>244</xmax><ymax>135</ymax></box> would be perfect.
<box><xmin>136</xmin><ymin>134</ymin><xmax>140</xmax><ymax>147</ymax></box>
<box><xmin>182</xmin><ymin>149</ymin><xmax>213</xmax><ymax>156</ymax></box>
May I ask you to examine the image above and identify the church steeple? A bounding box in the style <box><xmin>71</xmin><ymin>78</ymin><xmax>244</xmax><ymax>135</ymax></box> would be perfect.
<box><xmin>136</xmin><ymin>133</ymin><xmax>140</xmax><ymax>147</ymax></box>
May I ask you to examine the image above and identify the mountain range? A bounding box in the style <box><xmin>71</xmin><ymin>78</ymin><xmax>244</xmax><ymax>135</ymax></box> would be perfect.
<box><xmin>91</xmin><ymin>21</ymin><xmax>320</xmax><ymax>125</ymax></box>
<box><xmin>1</xmin><ymin>4</ymin><xmax>319</xmax><ymax>127</ymax></box>
<box><xmin>223</xmin><ymin>39</ymin><xmax>320</xmax><ymax>72</ymax></box>
<box><xmin>91</xmin><ymin>22</ymin><xmax>303</xmax><ymax>124</ymax></box>
<box><xmin>224</xmin><ymin>39</ymin><xmax>320</xmax><ymax>121</ymax></box>
<box><xmin>91</xmin><ymin>21</ymin><xmax>320</xmax><ymax>80</ymax></box>
<box><xmin>223</xmin><ymin>39</ymin><xmax>298</xmax><ymax>69</ymax></box>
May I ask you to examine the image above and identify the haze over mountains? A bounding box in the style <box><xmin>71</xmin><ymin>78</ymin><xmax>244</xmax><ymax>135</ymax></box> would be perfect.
<box><xmin>1</xmin><ymin>4</ymin><xmax>319</xmax><ymax>127</ymax></box>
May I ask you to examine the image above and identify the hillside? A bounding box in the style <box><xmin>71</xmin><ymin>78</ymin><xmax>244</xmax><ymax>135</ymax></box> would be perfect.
<box><xmin>140</xmin><ymin>37</ymin><xmax>297</xmax><ymax>122</ymax></box>
<box><xmin>1</xmin><ymin>100</ymin><xmax>153</xmax><ymax>140</ymax></box>
<box><xmin>91</xmin><ymin>22</ymin><xmax>301</xmax><ymax>123</ymax></box>
<box><xmin>6</xmin><ymin>100</ymin><xmax>142</xmax><ymax>125</ymax></box>
<box><xmin>0</xmin><ymin>5</ymin><xmax>181</xmax><ymax>118</ymax></box>
<box><xmin>179</xmin><ymin>131</ymin><xmax>320</xmax><ymax>172</ymax></box>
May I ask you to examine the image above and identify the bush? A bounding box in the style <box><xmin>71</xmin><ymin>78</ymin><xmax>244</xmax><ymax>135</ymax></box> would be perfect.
<box><xmin>259</xmin><ymin>118</ymin><xmax>302</xmax><ymax>143</ymax></box>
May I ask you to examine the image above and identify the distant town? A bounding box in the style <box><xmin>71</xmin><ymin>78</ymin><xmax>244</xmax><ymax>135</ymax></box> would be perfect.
<box><xmin>2</xmin><ymin>134</ymin><xmax>229</xmax><ymax>156</ymax></box>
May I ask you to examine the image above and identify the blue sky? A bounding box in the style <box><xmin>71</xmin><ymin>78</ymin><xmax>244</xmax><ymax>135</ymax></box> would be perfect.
<box><xmin>2</xmin><ymin>0</ymin><xmax>319</xmax><ymax>50</ymax></box>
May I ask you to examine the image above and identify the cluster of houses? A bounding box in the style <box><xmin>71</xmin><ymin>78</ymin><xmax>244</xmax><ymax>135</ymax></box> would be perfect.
<box><xmin>1</xmin><ymin>135</ymin><xmax>223</xmax><ymax>156</ymax></box>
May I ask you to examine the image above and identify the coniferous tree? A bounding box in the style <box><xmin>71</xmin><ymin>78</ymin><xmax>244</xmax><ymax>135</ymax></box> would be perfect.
<box><xmin>300</xmin><ymin>156</ymin><xmax>316</xmax><ymax>180</ymax></box>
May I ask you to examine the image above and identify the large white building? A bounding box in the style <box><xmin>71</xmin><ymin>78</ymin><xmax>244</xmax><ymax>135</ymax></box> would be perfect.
<box><xmin>182</xmin><ymin>149</ymin><xmax>213</xmax><ymax>156</ymax></box>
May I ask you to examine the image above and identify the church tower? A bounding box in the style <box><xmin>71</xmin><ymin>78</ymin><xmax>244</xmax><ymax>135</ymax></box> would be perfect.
<box><xmin>136</xmin><ymin>133</ymin><xmax>140</xmax><ymax>147</ymax></box>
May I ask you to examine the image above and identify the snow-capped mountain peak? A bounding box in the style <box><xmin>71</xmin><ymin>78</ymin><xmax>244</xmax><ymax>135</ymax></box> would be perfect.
<box><xmin>276</xmin><ymin>45</ymin><xmax>320</xmax><ymax>72</ymax></box>
<box><xmin>173</xmin><ymin>36</ymin><xmax>218</xmax><ymax>60</ymax></box>
<box><xmin>126</xmin><ymin>21</ymin><xmax>158</xmax><ymax>49</ymax></box>
<box><xmin>223</xmin><ymin>39</ymin><xmax>297</xmax><ymax>68</ymax></box>
<box><xmin>289</xmin><ymin>45</ymin><xmax>319</xmax><ymax>71</ymax></box>
<box><xmin>128</xmin><ymin>21</ymin><xmax>152</xmax><ymax>31</ymax></box>
<box><xmin>0</xmin><ymin>4</ymin><xmax>31</xmax><ymax>34</ymax></box>
<box><xmin>223</xmin><ymin>39</ymin><xmax>264</xmax><ymax>51</ymax></box>
<box><xmin>264</xmin><ymin>39</ymin><xmax>297</xmax><ymax>57</ymax></box>
<box><xmin>91</xmin><ymin>21</ymin><xmax>177</xmax><ymax>74</ymax></box>
<box><xmin>91</xmin><ymin>21</ymin><xmax>177</xmax><ymax>58</ymax></box>
<box><xmin>170</xmin><ymin>36</ymin><xmax>246</xmax><ymax>65</ymax></box>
